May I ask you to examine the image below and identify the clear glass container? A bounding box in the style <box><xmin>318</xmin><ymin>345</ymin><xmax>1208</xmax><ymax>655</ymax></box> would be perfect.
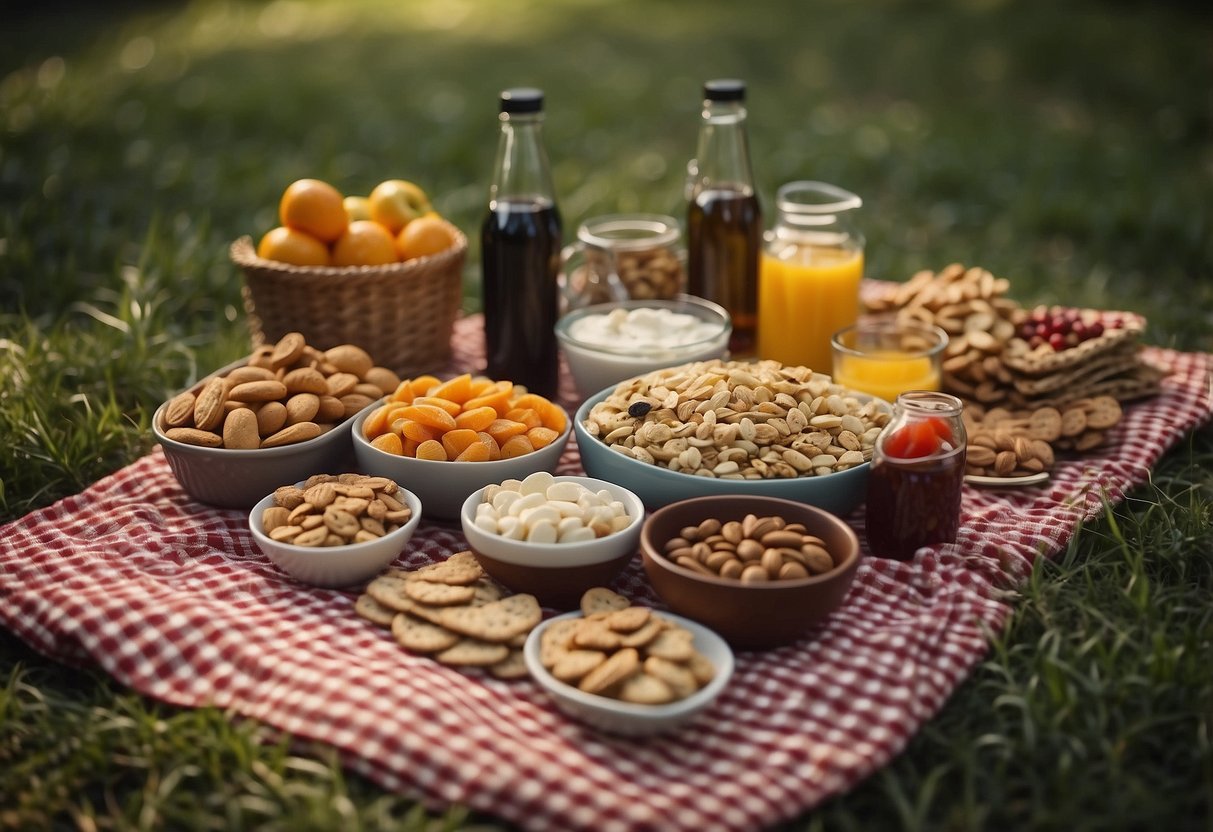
<box><xmin>757</xmin><ymin>181</ymin><xmax>864</xmax><ymax>375</ymax></box>
<box><xmin>864</xmin><ymin>391</ymin><xmax>966</xmax><ymax>560</ymax></box>
<box><xmin>559</xmin><ymin>214</ymin><xmax>685</xmax><ymax>311</ymax></box>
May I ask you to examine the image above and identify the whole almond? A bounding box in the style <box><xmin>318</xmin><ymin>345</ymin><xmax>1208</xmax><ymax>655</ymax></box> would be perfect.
<box><xmin>282</xmin><ymin>367</ymin><xmax>329</xmax><ymax>395</ymax></box>
<box><xmin>285</xmin><ymin>393</ymin><xmax>320</xmax><ymax>425</ymax></box>
<box><xmin>192</xmin><ymin>376</ymin><xmax>227</xmax><ymax>431</ymax></box>
<box><xmin>165</xmin><ymin>427</ymin><xmax>223</xmax><ymax>447</ymax></box>
<box><xmin>229</xmin><ymin>379</ymin><xmax>289</xmax><ymax>402</ymax></box>
<box><xmin>324</xmin><ymin>344</ymin><xmax>374</xmax><ymax>378</ymax></box>
<box><xmin>222</xmin><ymin>407</ymin><xmax>260</xmax><ymax>449</ymax></box>
<box><xmin>261</xmin><ymin>421</ymin><xmax>322</xmax><ymax>448</ymax></box>
<box><xmin>247</xmin><ymin>345</ymin><xmax>276</xmax><ymax>370</ymax></box>
<box><xmin>326</xmin><ymin>372</ymin><xmax>360</xmax><ymax>398</ymax></box>
<box><xmin>257</xmin><ymin>401</ymin><xmax>288</xmax><ymax>436</ymax></box>
<box><xmin>163</xmin><ymin>391</ymin><xmax>196</xmax><ymax>428</ymax></box>
<box><xmin>353</xmin><ymin>382</ymin><xmax>385</xmax><ymax>399</ymax></box>
<box><xmin>316</xmin><ymin>395</ymin><xmax>345</xmax><ymax>422</ymax></box>
<box><xmin>226</xmin><ymin>365</ymin><xmax>277</xmax><ymax>385</ymax></box>
<box><xmin>340</xmin><ymin>393</ymin><xmax>376</xmax><ymax>418</ymax></box>
<box><xmin>364</xmin><ymin>367</ymin><xmax>401</xmax><ymax>396</ymax></box>
<box><xmin>270</xmin><ymin>332</ymin><xmax>306</xmax><ymax>369</ymax></box>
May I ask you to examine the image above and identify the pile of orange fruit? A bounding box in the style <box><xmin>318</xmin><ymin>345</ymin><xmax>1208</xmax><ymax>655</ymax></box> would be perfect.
<box><xmin>361</xmin><ymin>373</ymin><xmax>567</xmax><ymax>462</ymax></box>
<box><xmin>257</xmin><ymin>178</ymin><xmax>460</xmax><ymax>267</ymax></box>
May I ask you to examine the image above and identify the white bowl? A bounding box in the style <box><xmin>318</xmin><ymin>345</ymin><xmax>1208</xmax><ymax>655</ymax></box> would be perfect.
<box><xmin>523</xmin><ymin>610</ymin><xmax>734</xmax><ymax>736</ymax></box>
<box><xmin>459</xmin><ymin>475</ymin><xmax>645</xmax><ymax>608</ymax></box>
<box><xmin>153</xmin><ymin>358</ymin><xmax>355</xmax><ymax>509</ymax></box>
<box><xmin>248</xmin><ymin>480</ymin><xmax>422</xmax><ymax>588</ymax></box>
<box><xmin>554</xmin><ymin>296</ymin><xmax>731</xmax><ymax>398</ymax></box>
<box><xmin>350</xmin><ymin>400</ymin><xmax>573</xmax><ymax>520</ymax></box>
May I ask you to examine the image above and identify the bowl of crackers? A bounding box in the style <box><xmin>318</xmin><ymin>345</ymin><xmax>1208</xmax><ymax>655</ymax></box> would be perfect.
<box><xmin>460</xmin><ymin>473</ymin><xmax>645</xmax><ymax>609</ymax></box>
<box><xmin>153</xmin><ymin>333</ymin><xmax>401</xmax><ymax>509</ymax></box>
<box><xmin>523</xmin><ymin>588</ymin><xmax>734</xmax><ymax>736</ymax></box>
<box><xmin>638</xmin><ymin>494</ymin><xmax>861</xmax><ymax>649</ymax></box>
<box><xmin>249</xmin><ymin>474</ymin><xmax>422</xmax><ymax>588</ymax></box>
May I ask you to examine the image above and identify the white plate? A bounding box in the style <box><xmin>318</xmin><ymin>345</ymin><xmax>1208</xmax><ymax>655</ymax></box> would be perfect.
<box><xmin>965</xmin><ymin>472</ymin><xmax>1050</xmax><ymax>488</ymax></box>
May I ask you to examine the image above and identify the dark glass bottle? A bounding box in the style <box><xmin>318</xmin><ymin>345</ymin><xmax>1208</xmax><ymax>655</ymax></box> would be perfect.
<box><xmin>686</xmin><ymin>79</ymin><xmax>762</xmax><ymax>357</ymax></box>
<box><xmin>481</xmin><ymin>88</ymin><xmax>562</xmax><ymax>398</ymax></box>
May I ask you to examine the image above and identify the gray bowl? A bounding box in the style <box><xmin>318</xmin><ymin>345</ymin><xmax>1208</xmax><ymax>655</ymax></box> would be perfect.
<box><xmin>152</xmin><ymin>359</ymin><xmax>355</xmax><ymax>509</ymax></box>
<box><xmin>574</xmin><ymin>385</ymin><xmax>885</xmax><ymax>515</ymax></box>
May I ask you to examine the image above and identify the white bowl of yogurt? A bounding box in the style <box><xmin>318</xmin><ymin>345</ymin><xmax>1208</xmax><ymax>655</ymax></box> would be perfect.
<box><xmin>555</xmin><ymin>295</ymin><xmax>731</xmax><ymax>398</ymax></box>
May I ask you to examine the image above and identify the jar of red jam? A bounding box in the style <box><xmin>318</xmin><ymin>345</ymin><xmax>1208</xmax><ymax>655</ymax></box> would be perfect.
<box><xmin>865</xmin><ymin>391</ymin><xmax>966</xmax><ymax>560</ymax></box>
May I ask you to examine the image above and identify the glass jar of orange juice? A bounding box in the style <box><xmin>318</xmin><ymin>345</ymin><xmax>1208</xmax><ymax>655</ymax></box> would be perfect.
<box><xmin>757</xmin><ymin>181</ymin><xmax>863</xmax><ymax>373</ymax></box>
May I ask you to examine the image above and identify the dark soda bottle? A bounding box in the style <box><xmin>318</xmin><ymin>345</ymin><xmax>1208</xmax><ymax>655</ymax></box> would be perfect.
<box><xmin>686</xmin><ymin>79</ymin><xmax>762</xmax><ymax>357</ymax></box>
<box><xmin>480</xmin><ymin>88</ymin><xmax>562</xmax><ymax>398</ymax></box>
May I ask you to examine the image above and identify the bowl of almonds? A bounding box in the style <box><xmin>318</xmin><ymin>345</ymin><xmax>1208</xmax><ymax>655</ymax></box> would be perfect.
<box><xmin>152</xmin><ymin>333</ymin><xmax>401</xmax><ymax>509</ymax></box>
<box><xmin>638</xmin><ymin>495</ymin><xmax>861</xmax><ymax>649</ymax></box>
<box><xmin>249</xmin><ymin>474</ymin><xmax>422</xmax><ymax>588</ymax></box>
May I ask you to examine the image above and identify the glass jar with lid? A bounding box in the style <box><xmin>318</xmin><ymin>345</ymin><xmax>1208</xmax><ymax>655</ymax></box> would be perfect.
<box><xmin>560</xmin><ymin>213</ymin><xmax>685</xmax><ymax>311</ymax></box>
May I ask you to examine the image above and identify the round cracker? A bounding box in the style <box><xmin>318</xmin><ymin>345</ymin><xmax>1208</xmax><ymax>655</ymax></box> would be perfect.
<box><xmin>391</xmin><ymin>613</ymin><xmax>461</xmax><ymax>654</ymax></box>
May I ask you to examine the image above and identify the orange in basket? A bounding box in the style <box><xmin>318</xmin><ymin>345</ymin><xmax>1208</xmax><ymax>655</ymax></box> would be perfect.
<box><xmin>364</xmin><ymin>373</ymin><xmax>564</xmax><ymax>462</ymax></box>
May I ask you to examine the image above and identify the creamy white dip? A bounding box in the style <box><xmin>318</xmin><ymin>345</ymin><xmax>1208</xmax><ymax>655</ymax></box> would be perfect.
<box><xmin>567</xmin><ymin>306</ymin><xmax>723</xmax><ymax>351</ymax></box>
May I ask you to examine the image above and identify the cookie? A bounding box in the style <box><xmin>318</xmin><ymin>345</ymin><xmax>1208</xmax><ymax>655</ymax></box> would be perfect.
<box><xmin>1082</xmin><ymin>395</ymin><xmax>1122</xmax><ymax>430</ymax></box>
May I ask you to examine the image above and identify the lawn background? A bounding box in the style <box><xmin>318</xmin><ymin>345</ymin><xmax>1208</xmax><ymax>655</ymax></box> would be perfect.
<box><xmin>1</xmin><ymin>1</ymin><xmax>1211</xmax><ymax>829</ymax></box>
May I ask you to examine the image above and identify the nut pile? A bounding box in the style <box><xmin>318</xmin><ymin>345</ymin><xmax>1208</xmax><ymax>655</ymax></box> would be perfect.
<box><xmin>575</xmin><ymin>244</ymin><xmax>685</xmax><ymax>303</ymax></box>
<box><xmin>356</xmin><ymin>552</ymin><xmax>538</xmax><ymax>680</ymax></box>
<box><xmin>263</xmin><ymin>474</ymin><xmax>412</xmax><ymax>546</ymax></box>
<box><xmin>662</xmin><ymin>514</ymin><xmax>840</xmax><ymax>582</ymax></box>
<box><xmin>539</xmin><ymin>588</ymin><xmax>716</xmax><ymax>705</ymax></box>
<box><xmin>583</xmin><ymin>359</ymin><xmax>890</xmax><ymax>479</ymax></box>
<box><xmin>865</xmin><ymin>263</ymin><xmax>1020</xmax><ymax>405</ymax></box>
<box><xmin>159</xmin><ymin>332</ymin><xmax>401</xmax><ymax>449</ymax></box>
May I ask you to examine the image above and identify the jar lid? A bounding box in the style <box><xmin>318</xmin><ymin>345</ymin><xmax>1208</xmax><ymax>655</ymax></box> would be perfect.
<box><xmin>577</xmin><ymin>214</ymin><xmax>681</xmax><ymax>251</ymax></box>
<box><xmin>703</xmin><ymin>79</ymin><xmax>746</xmax><ymax>102</ymax></box>
<box><xmin>500</xmin><ymin>88</ymin><xmax>544</xmax><ymax>113</ymax></box>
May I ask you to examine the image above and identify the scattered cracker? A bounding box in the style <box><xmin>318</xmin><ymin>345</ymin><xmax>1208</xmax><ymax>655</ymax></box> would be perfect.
<box><xmin>580</xmin><ymin>587</ymin><xmax>631</xmax><ymax>617</ymax></box>
<box><xmin>392</xmin><ymin>613</ymin><xmax>461</xmax><ymax>654</ymax></box>
<box><xmin>436</xmin><ymin>638</ymin><xmax>511</xmax><ymax>667</ymax></box>
<box><xmin>438</xmin><ymin>594</ymin><xmax>541</xmax><ymax>643</ymax></box>
<box><xmin>404</xmin><ymin>580</ymin><xmax>476</xmax><ymax>607</ymax></box>
<box><xmin>354</xmin><ymin>593</ymin><xmax>396</xmax><ymax>628</ymax></box>
<box><xmin>488</xmin><ymin>649</ymin><xmax>529</xmax><ymax>681</ymax></box>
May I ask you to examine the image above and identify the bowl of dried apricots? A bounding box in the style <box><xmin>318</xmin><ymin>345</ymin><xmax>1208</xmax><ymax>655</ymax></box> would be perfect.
<box><xmin>350</xmin><ymin>372</ymin><xmax>572</xmax><ymax>519</ymax></box>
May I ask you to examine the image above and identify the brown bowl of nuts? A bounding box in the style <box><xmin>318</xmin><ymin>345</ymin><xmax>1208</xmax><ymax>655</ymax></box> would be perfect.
<box><xmin>638</xmin><ymin>495</ymin><xmax>861</xmax><ymax>649</ymax></box>
<box><xmin>249</xmin><ymin>474</ymin><xmax>421</xmax><ymax>588</ymax></box>
<box><xmin>152</xmin><ymin>333</ymin><xmax>401</xmax><ymax>509</ymax></box>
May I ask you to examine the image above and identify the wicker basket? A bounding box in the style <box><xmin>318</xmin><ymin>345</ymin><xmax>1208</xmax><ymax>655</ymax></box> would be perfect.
<box><xmin>231</xmin><ymin>229</ymin><xmax>467</xmax><ymax>376</ymax></box>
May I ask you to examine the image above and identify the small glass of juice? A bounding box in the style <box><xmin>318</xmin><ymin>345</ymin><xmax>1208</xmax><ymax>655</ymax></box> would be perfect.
<box><xmin>831</xmin><ymin>319</ymin><xmax>948</xmax><ymax>404</ymax></box>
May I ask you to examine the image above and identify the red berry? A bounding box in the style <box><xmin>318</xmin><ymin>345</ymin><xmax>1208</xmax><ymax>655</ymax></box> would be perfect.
<box><xmin>1088</xmin><ymin>321</ymin><xmax>1104</xmax><ymax>338</ymax></box>
<box><xmin>1048</xmin><ymin>333</ymin><xmax>1066</xmax><ymax>351</ymax></box>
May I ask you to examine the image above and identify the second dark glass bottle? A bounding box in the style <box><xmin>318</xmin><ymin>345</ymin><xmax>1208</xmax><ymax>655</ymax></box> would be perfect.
<box><xmin>686</xmin><ymin>79</ymin><xmax>762</xmax><ymax>357</ymax></box>
<box><xmin>481</xmin><ymin>88</ymin><xmax>562</xmax><ymax>398</ymax></box>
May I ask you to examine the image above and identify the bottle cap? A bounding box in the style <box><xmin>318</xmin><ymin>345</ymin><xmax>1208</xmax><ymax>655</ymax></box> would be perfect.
<box><xmin>499</xmin><ymin>88</ymin><xmax>544</xmax><ymax>113</ymax></box>
<box><xmin>703</xmin><ymin>79</ymin><xmax>746</xmax><ymax>102</ymax></box>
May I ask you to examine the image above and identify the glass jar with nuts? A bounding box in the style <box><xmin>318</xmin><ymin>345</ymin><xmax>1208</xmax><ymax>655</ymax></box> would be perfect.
<box><xmin>559</xmin><ymin>214</ymin><xmax>686</xmax><ymax>310</ymax></box>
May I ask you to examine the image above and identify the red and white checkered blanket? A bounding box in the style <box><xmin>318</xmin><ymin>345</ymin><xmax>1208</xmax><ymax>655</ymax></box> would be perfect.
<box><xmin>1</xmin><ymin>315</ymin><xmax>1209</xmax><ymax>832</ymax></box>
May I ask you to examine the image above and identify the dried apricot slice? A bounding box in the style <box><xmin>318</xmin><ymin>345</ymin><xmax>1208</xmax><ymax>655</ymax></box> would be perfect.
<box><xmin>455</xmin><ymin>441</ymin><xmax>490</xmax><ymax>462</ymax></box>
<box><xmin>412</xmin><ymin>396</ymin><xmax>462</xmax><ymax>417</ymax></box>
<box><xmin>396</xmin><ymin>404</ymin><xmax>457</xmax><ymax>432</ymax></box>
<box><xmin>504</xmin><ymin>407</ymin><xmax>542</xmax><ymax>430</ymax></box>
<box><xmin>397</xmin><ymin>419</ymin><xmax>438</xmax><ymax>444</ymax></box>
<box><xmin>463</xmin><ymin>381</ymin><xmax>514</xmax><ymax>416</ymax></box>
<box><xmin>486</xmin><ymin>418</ymin><xmax>529</xmax><ymax>445</ymax></box>
<box><xmin>429</xmin><ymin>373</ymin><xmax>474</xmax><ymax>405</ymax></box>
<box><xmin>388</xmin><ymin>380</ymin><xmax>416</xmax><ymax>404</ymax></box>
<box><xmin>499</xmin><ymin>434</ymin><xmax>535</xmax><ymax>459</ymax></box>
<box><xmin>416</xmin><ymin>439</ymin><xmax>448</xmax><ymax>461</ymax></box>
<box><xmin>362</xmin><ymin>403</ymin><xmax>394</xmax><ymax>438</ymax></box>
<box><xmin>409</xmin><ymin>375</ymin><xmax>442</xmax><ymax>397</ymax></box>
<box><xmin>440</xmin><ymin>428</ymin><xmax>479</xmax><ymax>459</ymax></box>
<box><xmin>476</xmin><ymin>432</ymin><xmax>502</xmax><ymax>460</ymax></box>
<box><xmin>454</xmin><ymin>406</ymin><xmax>497</xmax><ymax>433</ymax></box>
<box><xmin>527</xmin><ymin>426</ymin><xmax>560</xmax><ymax>450</ymax></box>
<box><xmin>370</xmin><ymin>432</ymin><xmax>404</xmax><ymax>455</ymax></box>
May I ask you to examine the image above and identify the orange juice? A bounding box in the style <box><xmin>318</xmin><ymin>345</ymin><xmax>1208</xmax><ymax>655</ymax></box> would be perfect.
<box><xmin>757</xmin><ymin>244</ymin><xmax>863</xmax><ymax>373</ymax></box>
<box><xmin>833</xmin><ymin>349</ymin><xmax>941</xmax><ymax>402</ymax></box>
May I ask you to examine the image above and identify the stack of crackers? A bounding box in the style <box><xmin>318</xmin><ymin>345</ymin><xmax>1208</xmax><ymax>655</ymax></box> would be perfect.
<box><xmin>356</xmin><ymin>551</ymin><xmax>538</xmax><ymax>680</ymax></box>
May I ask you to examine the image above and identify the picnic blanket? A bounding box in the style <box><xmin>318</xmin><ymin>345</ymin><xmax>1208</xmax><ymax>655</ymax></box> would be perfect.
<box><xmin>2</xmin><ymin>314</ymin><xmax>1210</xmax><ymax>832</ymax></box>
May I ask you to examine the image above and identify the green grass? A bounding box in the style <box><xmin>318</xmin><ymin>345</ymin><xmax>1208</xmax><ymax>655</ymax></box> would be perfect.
<box><xmin>2</xmin><ymin>0</ymin><xmax>1211</xmax><ymax>829</ymax></box>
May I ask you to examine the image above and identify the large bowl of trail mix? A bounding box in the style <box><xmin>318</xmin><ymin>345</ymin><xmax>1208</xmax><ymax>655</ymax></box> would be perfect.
<box><xmin>574</xmin><ymin>359</ymin><xmax>892</xmax><ymax>516</ymax></box>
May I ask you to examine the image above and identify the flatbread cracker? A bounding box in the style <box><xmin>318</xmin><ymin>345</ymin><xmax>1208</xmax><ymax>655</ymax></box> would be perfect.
<box><xmin>488</xmin><ymin>649</ymin><xmax>529</xmax><ymax>681</ymax></box>
<box><xmin>436</xmin><ymin>638</ymin><xmax>510</xmax><ymax>667</ymax></box>
<box><xmin>391</xmin><ymin>613</ymin><xmax>460</xmax><ymax>654</ymax></box>
<box><xmin>354</xmin><ymin>593</ymin><xmax>396</xmax><ymax>628</ymax></box>
<box><xmin>437</xmin><ymin>594</ymin><xmax>541</xmax><ymax>643</ymax></box>
<box><xmin>404</xmin><ymin>580</ymin><xmax>476</xmax><ymax>606</ymax></box>
<box><xmin>580</xmin><ymin>587</ymin><xmax>631</xmax><ymax>616</ymax></box>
